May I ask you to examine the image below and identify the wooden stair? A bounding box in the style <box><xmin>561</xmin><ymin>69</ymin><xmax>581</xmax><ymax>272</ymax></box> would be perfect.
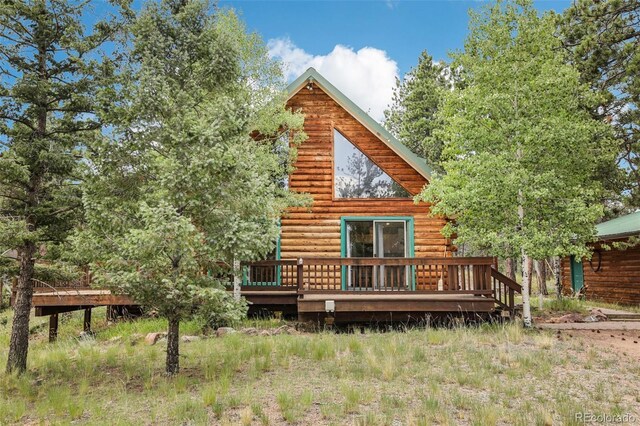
<box><xmin>606</xmin><ymin>312</ymin><xmax>640</xmax><ymax>322</ymax></box>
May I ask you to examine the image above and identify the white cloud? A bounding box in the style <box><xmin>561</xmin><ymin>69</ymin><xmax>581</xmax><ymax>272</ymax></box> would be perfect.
<box><xmin>267</xmin><ymin>38</ymin><xmax>399</xmax><ymax>123</ymax></box>
<box><xmin>385</xmin><ymin>0</ymin><xmax>398</xmax><ymax>9</ymax></box>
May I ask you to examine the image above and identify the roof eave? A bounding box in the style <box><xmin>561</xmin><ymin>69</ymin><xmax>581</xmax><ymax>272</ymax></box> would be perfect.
<box><xmin>597</xmin><ymin>231</ymin><xmax>640</xmax><ymax>242</ymax></box>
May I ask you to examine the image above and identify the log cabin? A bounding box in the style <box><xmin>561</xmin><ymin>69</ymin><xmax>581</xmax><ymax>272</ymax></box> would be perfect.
<box><xmin>14</xmin><ymin>68</ymin><xmax>522</xmax><ymax>335</ymax></box>
<box><xmin>561</xmin><ymin>211</ymin><xmax>640</xmax><ymax>306</ymax></box>
<box><xmin>240</xmin><ymin>68</ymin><xmax>521</xmax><ymax>323</ymax></box>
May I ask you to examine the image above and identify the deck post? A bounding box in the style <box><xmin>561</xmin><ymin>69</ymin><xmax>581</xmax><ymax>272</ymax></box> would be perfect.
<box><xmin>106</xmin><ymin>305</ymin><xmax>118</xmax><ymax>322</ymax></box>
<box><xmin>484</xmin><ymin>265</ymin><xmax>492</xmax><ymax>291</ymax></box>
<box><xmin>447</xmin><ymin>265</ymin><xmax>457</xmax><ymax>290</ymax></box>
<box><xmin>49</xmin><ymin>314</ymin><xmax>59</xmax><ymax>343</ymax></box>
<box><xmin>83</xmin><ymin>308</ymin><xmax>92</xmax><ymax>333</ymax></box>
<box><xmin>297</xmin><ymin>258</ymin><xmax>304</xmax><ymax>290</ymax></box>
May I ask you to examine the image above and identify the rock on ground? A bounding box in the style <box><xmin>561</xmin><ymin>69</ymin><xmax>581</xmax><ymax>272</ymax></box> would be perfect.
<box><xmin>237</xmin><ymin>325</ymin><xmax>300</xmax><ymax>337</ymax></box>
<box><xmin>144</xmin><ymin>332</ymin><xmax>166</xmax><ymax>345</ymax></box>
<box><xmin>215</xmin><ymin>327</ymin><xmax>236</xmax><ymax>337</ymax></box>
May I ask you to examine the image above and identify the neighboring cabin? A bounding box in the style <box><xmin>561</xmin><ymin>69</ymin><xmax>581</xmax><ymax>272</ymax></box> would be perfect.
<box><xmin>561</xmin><ymin>211</ymin><xmax>640</xmax><ymax>305</ymax></box>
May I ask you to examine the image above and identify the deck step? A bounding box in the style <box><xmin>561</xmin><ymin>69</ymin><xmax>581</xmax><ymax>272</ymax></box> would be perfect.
<box><xmin>606</xmin><ymin>313</ymin><xmax>640</xmax><ymax>321</ymax></box>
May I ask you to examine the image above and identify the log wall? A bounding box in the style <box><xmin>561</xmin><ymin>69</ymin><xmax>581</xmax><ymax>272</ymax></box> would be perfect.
<box><xmin>283</xmin><ymin>83</ymin><xmax>451</xmax><ymax>260</ymax></box>
<box><xmin>561</xmin><ymin>239</ymin><xmax>640</xmax><ymax>305</ymax></box>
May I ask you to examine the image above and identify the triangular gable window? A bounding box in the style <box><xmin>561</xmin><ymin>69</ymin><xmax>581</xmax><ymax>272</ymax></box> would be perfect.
<box><xmin>334</xmin><ymin>129</ymin><xmax>411</xmax><ymax>199</ymax></box>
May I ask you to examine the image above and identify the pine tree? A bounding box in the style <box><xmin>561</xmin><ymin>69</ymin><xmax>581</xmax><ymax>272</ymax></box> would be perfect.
<box><xmin>417</xmin><ymin>0</ymin><xmax>615</xmax><ymax>327</ymax></box>
<box><xmin>0</xmin><ymin>0</ymin><xmax>124</xmax><ymax>374</ymax></box>
<box><xmin>73</xmin><ymin>0</ymin><xmax>306</xmax><ymax>375</ymax></box>
<box><xmin>560</xmin><ymin>0</ymin><xmax>640</xmax><ymax>210</ymax></box>
<box><xmin>384</xmin><ymin>51</ymin><xmax>452</xmax><ymax>169</ymax></box>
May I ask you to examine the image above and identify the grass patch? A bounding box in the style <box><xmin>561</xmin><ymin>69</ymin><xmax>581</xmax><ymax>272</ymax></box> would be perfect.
<box><xmin>276</xmin><ymin>390</ymin><xmax>313</xmax><ymax>422</ymax></box>
<box><xmin>0</xmin><ymin>309</ymin><xmax>638</xmax><ymax>424</ymax></box>
<box><xmin>542</xmin><ymin>297</ymin><xmax>589</xmax><ymax>314</ymax></box>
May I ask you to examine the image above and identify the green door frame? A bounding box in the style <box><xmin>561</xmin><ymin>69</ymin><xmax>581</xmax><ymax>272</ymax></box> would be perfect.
<box><xmin>340</xmin><ymin>216</ymin><xmax>415</xmax><ymax>290</ymax></box>
<box><xmin>569</xmin><ymin>255</ymin><xmax>584</xmax><ymax>293</ymax></box>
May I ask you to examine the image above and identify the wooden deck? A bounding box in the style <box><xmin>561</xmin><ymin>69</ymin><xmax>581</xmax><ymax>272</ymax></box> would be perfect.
<box><xmin>13</xmin><ymin>257</ymin><xmax>522</xmax><ymax>335</ymax></box>
<box><xmin>29</xmin><ymin>289</ymin><xmax>133</xmax><ymax>316</ymax></box>
<box><xmin>239</xmin><ymin>257</ymin><xmax>522</xmax><ymax>322</ymax></box>
<box><xmin>10</xmin><ymin>281</ymin><xmax>136</xmax><ymax>341</ymax></box>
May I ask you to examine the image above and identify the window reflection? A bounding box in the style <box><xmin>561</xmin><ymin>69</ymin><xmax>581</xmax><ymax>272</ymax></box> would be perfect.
<box><xmin>334</xmin><ymin>129</ymin><xmax>411</xmax><ymax>199</ymax></box>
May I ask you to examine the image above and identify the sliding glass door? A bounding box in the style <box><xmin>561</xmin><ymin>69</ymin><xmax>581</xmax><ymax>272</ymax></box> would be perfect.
<box><xmin>375</xmin><ymin>221</ymin><xmax>407</xmax><ymax>289</ymax></box>
<box><xmin>344</xmin><ymin>219</ymin><xmax>409</xmax><ymax>290</ymax></box>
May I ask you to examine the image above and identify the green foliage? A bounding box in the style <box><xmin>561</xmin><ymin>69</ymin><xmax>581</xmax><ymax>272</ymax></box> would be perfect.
<box><xmin>559</xmin><ymin>0</ymin><xmax>640</xmax><ymax>210</ymax></box>
<box><xmin>0</xmin><ymin>0</ymin><xmax>126</xmax><ymax>257</ymax></box>
<box><xmin>609</xmin><ymin>235</ymin><xmax>640</xmax><ymax>251</ymax></box>
<box><xmin>0</xmin><ymin>256</ymin><xmax>80</xmax><ymax>284</ymax></box>
<box><xmin>196</xmin><ymin>292</ymin><xmax>248</xmax><ymax>329</ymax></box>
<box><xmin>0</xmin><ymin>0</ymin><xmax>127</xmax><ymax>373</ymax></box>
<box><xmin>384</xmin><ymin>51</ymin><xmax>453</xmax><ymax>169</ymax></box>
<box><xmin>73</xmin><ymin>0</ymin><xmax>307</xmax><ymax>330</ymax></box>
<box><xmin>418</xmin><ymin>0</ymin><xmax>615</xmax><ymax>261</ymax></box>
<box><xmin>0</xmin><ymin>282</ymin><xmax>9</xmax><ymax>311</ymax></box>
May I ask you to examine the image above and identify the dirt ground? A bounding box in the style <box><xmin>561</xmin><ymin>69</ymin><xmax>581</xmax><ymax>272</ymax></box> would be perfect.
<box><xmin>538</xmin><ymin>323</ymin><xmax>640</xmax><ymax>357</ymax></box>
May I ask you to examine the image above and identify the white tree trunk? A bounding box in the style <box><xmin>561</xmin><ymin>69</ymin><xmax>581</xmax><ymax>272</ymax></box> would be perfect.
<box><xmin>233</xmin><ymin>259</ymin><xmax>241</xmax><ymax>301</ymax></box>
<box><xmin>521</xmin><ymin>251</ymin><xmax>533</xmax><ymax>328</ymax></box>
<box><xmin>553</xmin><ymin>256</ymin><xmax>562</xmax><ymax>299</ymax></box>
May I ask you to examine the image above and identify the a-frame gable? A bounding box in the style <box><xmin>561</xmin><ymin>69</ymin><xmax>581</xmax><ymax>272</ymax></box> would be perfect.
<box><xmin>286</xmin><ymin>68</ymin><xmax>434</xmax><ymax>183</ymax></box>
<box><xmin>286</xmin><ymin>73</ymin><xmax>429</xmax><ymax>196</ymax></box>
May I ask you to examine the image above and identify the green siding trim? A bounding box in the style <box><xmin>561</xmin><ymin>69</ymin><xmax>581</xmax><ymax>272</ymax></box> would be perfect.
<box><xmin>275</xmin><ymin>236</ymin><xmax>282</xmax><ymax>286</ymax></box>
<box><xmin>287</xmin><ymin>68</ymin><xmax>435</xmax><ymax>181</ymax></box>
<box><xmin>242</xmin><ymin>230</ymin><xmax>281</xmax><ymax>286</ymax></box>
<box><xmin>339</xmin><ymin>216</ymin><xmax>415</xmax><ymax>290</ymax></box>
<box><xmin>570</xmin><ymin>255</ymin><xmax>584</xmax><ymax>293</ymax></box>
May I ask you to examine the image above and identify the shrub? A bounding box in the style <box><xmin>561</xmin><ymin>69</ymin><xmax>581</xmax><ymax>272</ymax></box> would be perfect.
<box><xmin>1</xmin><ymin>279</ymin><xmax>11</xmax><ymax>311</ymax></box>
<box><xmin>196</xmin><ymin>291</ymin><xmax>248</xmax><ymax>330</ymax></box>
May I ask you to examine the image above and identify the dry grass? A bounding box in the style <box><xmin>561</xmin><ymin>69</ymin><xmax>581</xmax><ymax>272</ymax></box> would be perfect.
<box><xmin>0</xmin><ymin>308</ymin><xmax>639</xmax><ymax>425</ymax></box>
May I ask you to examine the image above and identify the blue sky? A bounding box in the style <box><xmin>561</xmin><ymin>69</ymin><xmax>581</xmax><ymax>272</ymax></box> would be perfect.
<box><xmin>219</xmin><ymin>0</ymin><xmax>572</xmax><ymax>121</ymax></box>
<box><xmin>221</xmin><ymin>0</ymin><xmax>569</xmax><ymax>76</ymax></box>
<box><xmin>87</xmin><ymin>0</ymin><xmax>572</xmax><ymax>122</ymax></box>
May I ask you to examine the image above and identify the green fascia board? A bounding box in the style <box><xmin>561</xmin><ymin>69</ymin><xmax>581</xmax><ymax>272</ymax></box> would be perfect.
<box><xmin>596</xmin><ymin>210</ymin><xmax>640</xmax><ymax>240</ymax></box>
<box><xmin>286</xmin><ymin>67</ymin><xmax>434</xmax><ymax>181</ymax></box>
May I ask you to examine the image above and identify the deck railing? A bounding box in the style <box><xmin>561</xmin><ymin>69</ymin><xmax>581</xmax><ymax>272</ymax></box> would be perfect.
<box><xmin>240</xmin><ymin>257</ymin><xmax>522</xmax><ymax>314</ymax></box>
<box><xmin>10</xmin><ymin>270</ymin><xmax>92</xmax><ymax>306</ymax></box>
<box><xmin>240</xmin><ymin>259</ymin><xmax>298</xmax><ymax>288</ymax></box>
<box><xmin>490</xmin><ymin>268</ymin><xmax>522</xmax><ymax>313</ymax></box>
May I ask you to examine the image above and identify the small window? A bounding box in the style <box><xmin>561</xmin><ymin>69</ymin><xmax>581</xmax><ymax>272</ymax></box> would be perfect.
<box><xmin>333</xmin><ymin>129</ymin><xmax>410</xmax><ymax>199</ymax></box>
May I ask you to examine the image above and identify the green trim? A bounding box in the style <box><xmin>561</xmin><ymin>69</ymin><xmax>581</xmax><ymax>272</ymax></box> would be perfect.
<box><xmin>570</xmin><ymin>255</ymin><xmax>584</xmax><ymax>293</ymax></box>
<box><xmin>340</xmin><ymin>216</ymin><xmax>415</xmax><ymax>290</ymax></box>
<box><xmin>287</xmin><ymin>68</ymin><xmax>434</xmax><ymax>181</ymax></box>
<box><xmin>275</xmin><ymin>236</ymin><xmax>282</xmax><ymax>286</ymax></box>
<box><xmin>242</xmin><ymin>230</ymin><xmax>281</xmax><ymax>286</ymax></box>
